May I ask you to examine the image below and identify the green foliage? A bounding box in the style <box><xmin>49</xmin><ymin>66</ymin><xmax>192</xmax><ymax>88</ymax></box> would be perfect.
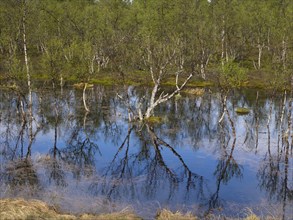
<box><xmin>0</xmin><ymin>0</ymin><xmax>292</xmax><ymax>88</ymax></box>
<box><xmin>220</xmin><ymin>61</ymin><xmax>248</xmax><ymax>88</ymax></box>
<box><xmin>5</xmin><ymin>55</ymin><xmax>25</xmax><ymax>81</ymax></box>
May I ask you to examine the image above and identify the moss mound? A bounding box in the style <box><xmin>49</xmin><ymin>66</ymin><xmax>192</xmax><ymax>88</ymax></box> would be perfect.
<box><xmin>145</xmin><ymin>116</ymin><xmax>164</xmax><ymax>124</ymax></box>
<box><xmin>183</xmin><ymin>88</ymin><xmax>205</xmax><ymax>96</ymax></box>
<box><xmin>73</xmin><ymin>83</ymin><xmax>94</xmax><ymax>89</ymax></box>
<box><xmin>235</xmin><ymin>107</ymin><xmax>250</xmax><ymax>115</ymax></box>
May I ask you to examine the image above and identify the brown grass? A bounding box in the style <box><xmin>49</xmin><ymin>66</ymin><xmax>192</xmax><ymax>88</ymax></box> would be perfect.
<box><xmin>0</xmin><ymin>198</ymin><xmax>283</xmax><ymax>220</ymax></box>
<box><xmin>156</xmin><ymin>209</ymin><xmax>197</xmax><ymax>220</ymax></box>
<box><xmin>183</xmin><ymin>88</ymin><xmax>205</xmax><ymax>96</ymax></box>
<box><xmin>0</xmin><ymin>198</ymin><xmax>141</xmax><ymax>220</ymax></box>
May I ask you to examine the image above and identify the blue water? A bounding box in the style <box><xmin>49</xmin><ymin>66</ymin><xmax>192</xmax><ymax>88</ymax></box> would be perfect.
<box><xmin>0</xmin><ymin>87</ymin><xmax>292</xmax><ymax>219</ymax></box>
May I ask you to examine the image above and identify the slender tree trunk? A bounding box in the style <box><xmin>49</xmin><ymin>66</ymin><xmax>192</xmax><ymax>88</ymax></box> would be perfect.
<box><xmin>221</xmin><ymin>27</ymin><xmax>225</xmax><ymax>66</ymax></box>
<box><xmin>255</xmin><ymin>91</ymin><xmax>259</xmax><ymax>150</ymax></box>
<box><xmin>83</xmin><ymin>83</ymin><xmax>90</xmax><ymax>112</ymax></box>
<box><xmin>60</xmin><ymin>75</ymin><xmax>63</xmax><ymax>96</ymax></box>
<box><xmin>258</xmin><ymin>46</ymin><xmax>262</xmax><ymax>70</ymax></box>
<box><xmin>267</xmin><ymin>97</ymin><xmax>273</xmax><ymax>154</ymax></box>
<box><xmin>257</xmin><ymin>37</ymin><xmax>263</xmax><ymax>70</ymax></box>
<box><xmin>22</xmin><ymin>0</ymin><xmax>33</xmax><ymax>145</ymax></box>
<box><xmin>282</xmin><ymin>36</ymin><xmax>287</xmax><ymax>70</ymax></box>
<box><xmin>200</xmin><ymin>48</ymin><xmax>206</xmax><ymax>79</ymax></box>
<box><xmin>145</xmin><ymin>83</ymin><xmax>159</xmax><ymax>118</ymax></box>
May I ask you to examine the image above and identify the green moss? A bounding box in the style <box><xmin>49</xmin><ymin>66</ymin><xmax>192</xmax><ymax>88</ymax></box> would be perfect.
<box><xmin>187</xmin><ymin>81</ymin><xmax>214</xmax><ymax>87</ymax></box>
<box><xmin>235</xmin><ymin>107</ymin><xmax>250</xmax><ymax>115</ymax></box>
<box><xmin>182</xmin><ymin>88</ymin><xmax>205</xmax><ymax>96</ymax></box>
<box><xmin>145</xmin><ymin>116</ymin><xmax>163</xmax><ymax>124</ymax></box>
<box><xmin>90</xmin><ymin>77</ymin><xmax>116</xmax><ymax>86</ymax></box>
<box><xmin>73</xmin><ymin>83</ymin><xmax>94</xmax><ymax>89</ymax></box>
<box><xmin>162</xmin><ymin>79</ymin><xmax>214</xmax><ymax>88</ymax></box>
<box><xmin>175</xmin><ymin>93</ymin><xmax>182</xmax><ymax>100</ymax></box>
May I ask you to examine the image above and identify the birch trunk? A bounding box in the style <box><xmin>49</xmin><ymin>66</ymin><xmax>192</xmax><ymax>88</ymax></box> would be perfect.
<box><xmin>258</xmin><ymin>45</ymin><xmax>262</xmax><ymax>70</ymax></box>
<box><xmin>145</xmin><ymin>83</ymin><xmax>159</xmax><ymax>119</ymax></box>
<box><xmin>83</xmin><ymin>83</ymin><xmax>90</xmax><ymax>112</ymax></box>
<box><xmin>22</xmin><ymin>0</ymin><xmax>33</xmax><ymax>144</ymax></box>
<box><xmin>221</xmin><ymin>27</ymin><xmax>225</xmax><ymax>66</ymax></box>
<box><xmin>144</xmin><ymin>73</ymin><xmax>192</xmax><ymax>120</ymax></box>
<box><xmin>257</xmin><ymin>38</ymin><xmax>263</xmax><ymax>70</ymax></box>
<box><xmin>282</xmin><ymin>37</ymin><xmax>287</xmax><ymax>70</ymax></box>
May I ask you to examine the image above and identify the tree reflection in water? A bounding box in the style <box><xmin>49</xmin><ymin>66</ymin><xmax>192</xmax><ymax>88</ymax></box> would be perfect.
<box><xmin>258</xmin><ymin>119</ymin><xmax>293</xmax><ymax>219</ymax></box>
<box><xmin>0</xmin><ymin>87</ymin><xmax>292</xmax><ymax>219</ymax></box>
<box><xmin>206</xmin><ymin>138</ymin><xmax>243</xmax><ymax>213</ymax></box>
<box><xmin>89</xmin><ymin>124</ymin><xmax>206</xmax><ymax>205</ymax></box>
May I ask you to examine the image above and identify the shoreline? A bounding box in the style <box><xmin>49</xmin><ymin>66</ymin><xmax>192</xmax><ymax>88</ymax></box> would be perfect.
<box><xmin>0</xmin><ymin>198</ymin><xmax>284</xmax><ymax>220</ymax></box>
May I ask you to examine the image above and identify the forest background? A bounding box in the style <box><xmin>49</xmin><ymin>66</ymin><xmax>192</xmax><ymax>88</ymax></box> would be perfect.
<box><xmin>0</xmin><ymin>0</ymin><xmax>292</xmax><ymax>91</ymax></box>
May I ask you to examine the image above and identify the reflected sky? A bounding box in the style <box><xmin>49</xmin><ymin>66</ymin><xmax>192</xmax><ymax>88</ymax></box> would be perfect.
<box><xmin>0</xmin><ymin>86</ymin><xmax>292</xmax><ymax>219</ymax></box>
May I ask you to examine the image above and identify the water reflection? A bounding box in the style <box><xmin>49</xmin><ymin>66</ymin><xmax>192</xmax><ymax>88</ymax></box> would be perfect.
<box><xmin>90</xmin><ymin>124</ymin><xmax>206</xmax><ymax>205</ymax></box>
<box><xmin>0</xmin><ymin>86</ymin><xmax>292</xmax><ymax>219</ymax></box>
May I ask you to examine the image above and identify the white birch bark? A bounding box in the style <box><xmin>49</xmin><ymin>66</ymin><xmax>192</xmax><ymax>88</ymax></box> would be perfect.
<box><xmin>22</xmin><ymin>0</ymin><xmax>33</xmax><ymax>143</ymax></box>
<box><xmin>83</xmin><ymin>83</ymin><xmax>90</xmax><ymax>112</ymax></box>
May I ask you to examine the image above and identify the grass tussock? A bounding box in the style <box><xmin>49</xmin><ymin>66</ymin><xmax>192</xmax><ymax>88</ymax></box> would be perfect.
<box><xmin>156</xmin><ymin>209</ymin><xmax>197</xmax><ymax>220</ymax></box>
<box><xmin>235</xmin><ymin>107</ymin><xmax>250</xmax><ymax>115</ymax></box>
<box><xmin>73</xmin><ymin>82</ymin><xmax>94</xmax><ymax>89</ymax></box>
<box><xmin>0</xmin><ymin>198</ymin><xmax>283</xmax><ymax>220</ymax></box>
<box><xmin>244</xmin><ymin>214</ymin><xmax>260</xmax><ymax>220</ymax></box>
<box><xmin>183</xmin><ymin>88</ymin><xmax>205</xmax><ymax>96</ymax></box>
<box><xmin>0</xmin><ymin>198</ymin><xmax>141</xmax><ymax>220</ymax></box>
<box><xmin>0</xmin><ymin>198</ymin><xmax>74</xmax><ymax>220</ymax></box>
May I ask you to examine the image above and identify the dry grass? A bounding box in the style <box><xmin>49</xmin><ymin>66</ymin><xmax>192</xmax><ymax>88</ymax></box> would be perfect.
<box><xmin>0</xmin><ymin>198</ymin><xmax>74</xmax><ymax>220</ymax></box>
<box><xmin>73</xmin><ymin>82</ymin><xmax>94</xmax><ymax>89</ymax></box>
<box><xmin>183</xmin><ymin>88</ymin><xmax>205</xmax><ymax>96</ymax></box>
<box><xmin>156</xmin><ymin>209</ymin><xmax>197</xmax><ymax>220</ymax></box>
<box><xmin>0</xmin><ymin>198</ymin><xmax>283</xmax><ymax>220</ymax></box>
<box><xmin>0</xmin><ymin>198</ymin><xmax>141</xmax><ymax>220</ymax></box>
<box><xmin>80</xmin><ymin>213</ymin><xmax>141</xmax><ymax>220</ymax></box>
<box><xmin>244</xmin><ymin>214</ymin><xmax>260</xmax><ymax>220</ymax></box>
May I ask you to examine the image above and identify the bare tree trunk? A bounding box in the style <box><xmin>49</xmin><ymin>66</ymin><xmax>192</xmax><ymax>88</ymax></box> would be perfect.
<box><xmin>267</xmin><ymin>97</ymin><xmax>273</xmax><ymax>154</ymax></box>
<box><xmin>144</xmin><ymin>73</ymin><xmax>192</xmax><ymax>119</ymax></box>
<box><xmin>255</xmin><ymin>91</ymin><xmax>259</xmax><ymax>150</ymax></box>
<box><xmin>258</xmin><ymin>46</ymin><xmax>262</xmax><ymax>69</ymax></box>
<box><xmin>221</xmin><ymin>27</ymin><xmax>225</xmax><ymax>66</ymax></box>
<box><xmin>60</xmin><ymin>75</ymin><xmax>63</xmax><ymax>96</ymax></box>
<box><xmin>145</xmin><ymin>82</ymin><xmax>159</xmax><ymax>119</ymax></box>
<box><xmin>22</xmin><ymin>0</ymin><xmax>33</xmax><ymax>145</ymax></box>
<box><xmin>83</xmin><ymin>83</ymin><xmax>90</xmax><ymax>112</ymax></box>
<box><xmin>278</xmin><ymin>90</ymin><xmax>286</xmax><ymax>148</ymax></box>
<box><xmin>257</xmin><ymin>37</ymin><xmax>263</xmax><ymax>70</ymax></box>
<box><xmin>200</xmin><ymin>48</ymin><xmax>210</xmax><ymax>80</ymax></box>
<box><xmin>282</xmin><ymin>36</ymin><xmax>287</xmax><ymax>70</ymax></box>
<box><xmin>218</xmin><ymin>93</ymin><xmax>236</xmax><ymax>138</ymax></box>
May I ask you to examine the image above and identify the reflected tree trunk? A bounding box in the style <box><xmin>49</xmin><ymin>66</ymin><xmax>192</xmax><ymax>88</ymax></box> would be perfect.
<box><xmin>267</xmin><ymin>96</ymin><xmax>273</xmax><ymax>154</ymax></box>
<box><xmin>83</xmin><ymin>83</ymin><xmax>90</xmax><ymax>112</ymax></box>
<box><xmin>278</xmin><ymin>90</ymin><xmax>287</xmax><ymax>149</ymax></box>
<box><xmin>255</xmin><ymin>91</ymin><xmax>259</xmax><ymax>151</ymax></box>
<box><xmin>219</xmin><ymin>92</ymin><xmax>236</xmax><ymax>138</ymax></box>
<box><xmin>207</xmin><ymin>138</ymin><xmax>242</xmax><ymax>213</ymax></box>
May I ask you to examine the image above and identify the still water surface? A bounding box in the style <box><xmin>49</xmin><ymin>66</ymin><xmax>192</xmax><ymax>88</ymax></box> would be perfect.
<box><xmin>0</xmin><ymin>86</ymin><xmax>292</xmax><ymax>219</ymax></box>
